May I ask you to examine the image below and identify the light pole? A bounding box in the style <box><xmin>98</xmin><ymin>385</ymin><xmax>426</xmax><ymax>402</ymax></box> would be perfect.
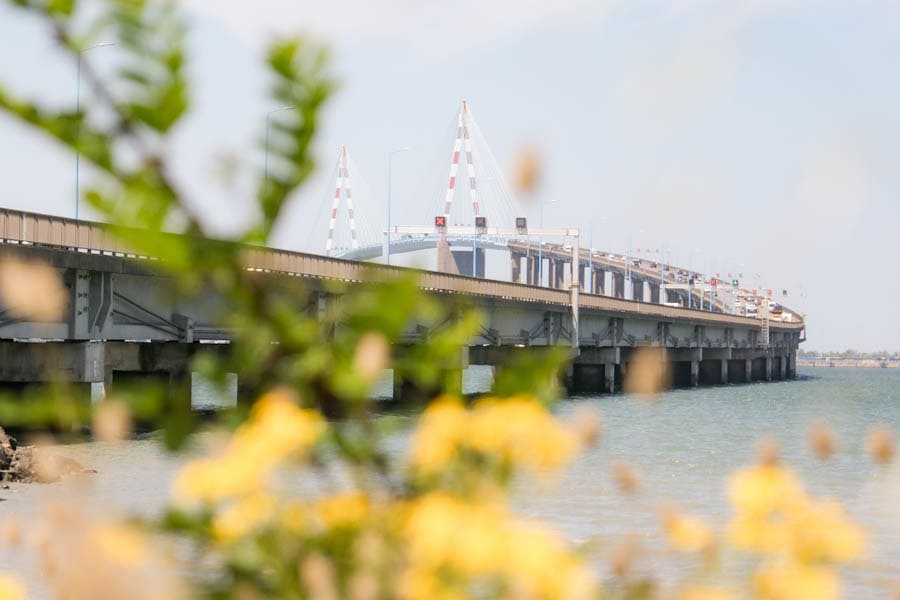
<box><xmin>74</xmin><ymin>42</ymin><xmax>115</xmax><ymax>220</ymax></box>
<box><xmin>587</xmin><ymin>217</ymin><xmax>606</xmax><ymax>294</ymax></box>
<box><xmin>625</xmin><ymin>228</ymin><xmax>644</xmax><ymax>300</ymax></box>
<box><xmin>386</xmin><ymin>147</ymin><xmax>409</xmax><ymax>266</ymax></box>
<box><xmin>264</xmin><ymin>106</ymin><xmax>296</xmax><ymax>193</ymax></box>
<box><xmin>688</xmin><ymin>247</ymin><xmax>701</xmax><ymax>310</ymax></box>
<box><xmin>537</xmin><ymin>199</ymin><xmax>556</xmax><ymax>286</ymax></box>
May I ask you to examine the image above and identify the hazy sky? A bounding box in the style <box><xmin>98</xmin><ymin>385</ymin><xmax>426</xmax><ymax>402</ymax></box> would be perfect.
<box><xmin>1</xmin><ymin>0</ymin><xmax>898</xmax><ymax>351</ymax></box>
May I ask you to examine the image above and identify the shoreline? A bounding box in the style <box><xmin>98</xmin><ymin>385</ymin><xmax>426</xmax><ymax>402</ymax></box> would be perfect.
<box><xmin>799</xmin><ymin>361</ymin><xmax>900</xmax><ymax>369</ymax></box>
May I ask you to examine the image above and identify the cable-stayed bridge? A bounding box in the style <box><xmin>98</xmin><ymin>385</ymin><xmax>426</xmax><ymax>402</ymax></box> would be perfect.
<box><xmin>324</xmin><ymin>101</ymin><xmax>792</xmax><ymax>324</ymax></box>
<box><xmin>0</xmin><ymin>101</ymin><xmax>804</xmax><ymax>401</ymax></box>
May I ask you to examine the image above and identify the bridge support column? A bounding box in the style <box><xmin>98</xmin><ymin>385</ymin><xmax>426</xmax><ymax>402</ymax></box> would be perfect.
<box><xmin>604</xmin><ymin>362</ymin><xmax>616</xmax><ymax>393</ymax></box>
<box><xmin>788</xmin><ymin>351</ymin><xmax>797</xmax><ymax>379</ymax></box>
<box><xmin>592</xmin><ymin>269</ymin><xmax>604</xmax><ymax>295</ymax></box>
<box><xmin>721</xmin><ymin>359</ymin><xmax>729</xmax><ymax>384</ymax></box>
<box><xmin>510</xmin><ymin>253</ymin><xmax>522</xmax><ymax>283</ymax></box>
<box><xmin>643</xmin><ymin>281</ymin><xmax>651</xmax><ymax>303</ymax></box>
<box><xmin>526</xmin><ymin>256</ymin><xmax>538</xmax><ymax>285</ymax></box>
<box><xmin>745</xmin><ymin>358</ymin><xmax>754</xmax><ymax>381</ymax></box>
<box><xmin>779</xmin><ymin>355</ymin><xmax>787</xmax><ymax>380</ymax></box>
<box><xmin>614</xmin><ymin>273</ymin><xmax>625</xmax><ymax>298</ymax></box>
<box><xmin>690</xmin><ymin>360</ymin><xmax>699</xmax><ymax>387</ymax></box>
<box><xmin>765</xmin><ymin>356</ymin><xmax>773</xmax><ymax>381</ymax></box>
<box><xmin>555</xmin><ymin>260</ymin><xmax>566</xmax><ymax>289</ymax></box>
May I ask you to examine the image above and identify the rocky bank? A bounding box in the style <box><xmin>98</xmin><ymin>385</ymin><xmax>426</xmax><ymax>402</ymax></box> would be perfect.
<box><xmin>0</xmin><ymin>426</ymin><xmax>91</xmax><ymax>483</ymax></box>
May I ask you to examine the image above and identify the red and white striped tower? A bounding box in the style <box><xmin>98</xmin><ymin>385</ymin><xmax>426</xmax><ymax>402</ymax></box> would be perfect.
<box><xmin>325</xmin><ymin>146</ymin><xmax>359</xmax><ymax>256</ymax></box>
<box><xmin>442</xmin><ymin>100</ymin><xmax>481</xmax><ymax>221</ymax></box>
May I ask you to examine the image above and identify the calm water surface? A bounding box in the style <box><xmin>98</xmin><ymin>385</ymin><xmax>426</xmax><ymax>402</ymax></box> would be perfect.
<box><xmin>2</xmin><ymin>367</ymin><xmax>899</xmax><ymax>598</ymax></box>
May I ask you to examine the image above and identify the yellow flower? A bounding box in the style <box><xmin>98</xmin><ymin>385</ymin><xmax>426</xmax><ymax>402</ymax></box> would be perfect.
<box><xmin>729</xmin><ymin>514</ymin><xmax>789</xmax><ymax>553</ymax></box>
<box><xmin>409</xmin><ymin>397</ymin><xmax>467</xmax><ymax>474</ymax></box>
<box><xmin>91</xmin><ymin>523</ymin><xmax>148</xmax><ymax>568</ymax></box>
<box><xmin>755</xmin><ymin>563</ymin><xmax>839</xmax><ymax>600</ymax></box>
<box><xmin>314</xmin><ymin>492</ymin><xmax>369</xmax><ymax>530</ymax></box>
<box><xmin>172</xmin><ymin>389</ymin><xmax>324</xmax><ymax>504</ymax></box>
<box><xmin>281</xmin><ymin>501</ymin><xmax>308</xmax><ymax>534</ymax></box>
<box><xmin>729</xmin><ymin>465</ymin><xmax>804</xmax><ymax>517</ymax></box>
<box><xmin>401</xmin><ymin>492</ymin><xmax>596</xmax><ymax>599</ymax></box>
<box><xmin>212</xmin><ymin>493</ymin><xmax>276</xmax><ymax>543</ymax></box>
<box><xmin>409</xmin><ymin>395</ymin><xmax>578</xmax><ymax>477</ymax></box>
<box><xmin>468</xmin><ymin>396</ymin><xmax>578</xmax><ymax>472</ymax></box>
<box><xmin>662</xmin><ymin>511</ymin><xmax>715</xmax><ymax>553</ymax></box>
<box><xmin>0</xmin><ymin>575</ymin><xmax>24</xmax><ymax>600</ymax></box>
<box><xmin>786</xmin><ymin>499</ymin><xmax>864</xmax><ymax>563</ymax></box>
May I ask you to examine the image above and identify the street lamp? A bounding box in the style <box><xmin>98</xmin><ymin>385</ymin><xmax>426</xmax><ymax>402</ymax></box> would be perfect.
<box><xmin>626</xmin><ymin>228</ymin><xmax>644</xmax><ymax>300</ymax></box>
<box><xmin>264</xmin><ymin>106</ymin><xmax>296</xmax><ymax>192</ymax></box>
<box><xmin>537</xmin><ymin>199</ymin><xmax>556</xmax><ymax>287</ymax></box>
<box><xmin>74</xmin><ymin>42</ymin><xmax>115</xmax><ymax>220</ymax></box>
<box><xmin>386</xmin><ymin>147</ymin><xmax>409</xmax><ymax>266</ymax></box>
<box><xmin>587</xmin><ymin>217</ymin><xmax>606</xmax><ymax>294</ymax></box>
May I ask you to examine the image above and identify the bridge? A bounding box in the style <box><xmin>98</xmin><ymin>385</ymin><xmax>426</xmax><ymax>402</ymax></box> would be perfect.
<box><xmin>326</xmin><ymin>101</ymin><xmax>796</xmax><ymax>322</ymax></box>
<box><xmin>0</xmin><ymin>204</ymin><xmax>804</xmax><ymax>401</ymax></box>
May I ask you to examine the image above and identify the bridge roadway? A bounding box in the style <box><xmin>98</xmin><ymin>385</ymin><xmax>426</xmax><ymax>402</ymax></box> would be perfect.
<box><xmin>0</xmin><ymin>208</ymin><xmax>804</xmax><ymax>399</ymax></box>
<box><xmin>340</xmin><ymin>236</ymin><xmax>779</xmax><ymax>317</ymax></box>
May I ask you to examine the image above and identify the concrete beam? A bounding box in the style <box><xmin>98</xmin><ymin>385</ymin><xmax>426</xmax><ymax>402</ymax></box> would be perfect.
<box><xmin>574</xmin><ymin>346</ymin><xmax>620</xmax><ymax>365</ymax></box>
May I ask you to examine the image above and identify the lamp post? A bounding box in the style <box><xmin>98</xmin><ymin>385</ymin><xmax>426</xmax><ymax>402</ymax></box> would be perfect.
<box><xmin>386</xmin><ymin>147</ymin><xmax>409</xmax><ymax>265</ymax></box>
<box><xmin>74</xmin><ymin>42</ymin><xmax>115</xmax><ymax>220</ymax></box>
<box><xmin>587</xmin><ymin>217</ymin><xmax>606</xmax><ymax>294</ymax></box>
<box><xmin>688</xmin><ymin>247</ymin><xmax>701</xmax><ymax>310</ymax></box>
<box><xmin>537</xmin><ymin>199</ymin><xmax>556</xmax><ymax>287</ymax></box>
<box><xmin>264</xmin><ymin>106</ymin><xmax>296</xmax><ymax>193</ymax></box>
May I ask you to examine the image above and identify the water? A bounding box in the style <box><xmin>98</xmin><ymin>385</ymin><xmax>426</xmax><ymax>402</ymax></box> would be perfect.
<box><xmin>2</xmin><ymin>367</ymin><xmax>899</xmax><ymax>598</ymax></box>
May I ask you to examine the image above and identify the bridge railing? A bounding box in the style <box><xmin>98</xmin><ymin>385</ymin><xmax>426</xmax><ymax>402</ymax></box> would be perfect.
<box><xmin>0</xmin><ymin>207</ymin><xmax>131</xmax><ymax>254</ymax></box>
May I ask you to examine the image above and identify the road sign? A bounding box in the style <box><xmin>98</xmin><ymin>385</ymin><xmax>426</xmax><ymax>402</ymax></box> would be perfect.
<box><xmin>435</xmin><ymin>215</ymin><xmax>447</xmax><ymax>232</ymax></box>
<box><xmin>732</xmin><ymin>279</ymin><xmax>739</xmax><ymax>286</ymax></box>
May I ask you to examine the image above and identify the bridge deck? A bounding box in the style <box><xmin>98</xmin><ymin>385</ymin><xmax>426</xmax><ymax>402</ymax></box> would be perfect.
<box><xmin>0</xmin><ymin>207</ymin><xmax>802</xmax><ymax>332</ymax></box>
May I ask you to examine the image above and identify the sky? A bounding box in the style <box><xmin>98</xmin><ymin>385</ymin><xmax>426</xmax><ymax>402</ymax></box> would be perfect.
<box><xmin>0</xmin><ymin>0</ymin><xmax>899</xmax><ymax>351</ymax></box>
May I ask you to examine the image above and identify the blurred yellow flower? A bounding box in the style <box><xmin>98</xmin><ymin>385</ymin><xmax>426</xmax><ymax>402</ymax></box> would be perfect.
<box><xmin>213</xmin><ymin>493</ymin><xmax>276</xmax><ymax>543</ymax></box>
<box><xmin>786</xmin><ymin>499</ymin><xmax>864</xmax><ymax>563</ymax></box>
<box><xmin>91</xmin><ymin>523</ymin><xmax>148</xmax><ymax>568</ymax></box>
<box><xmin>409</xmin><ymin>395</ymin><xmax>578</xmax><ymax>477</ymax></box>
<box><xmin>755</xmin><ymin>563</ymin><xmax>838</xmax><ymax>600</ymax></box>
<box><xmin>401</xmin><ymin>492</ymin><xmax>595</xmax><ymax>600</ymax></box>
<box><xmin>0</xmin><ymin>576</ymin><xmax>24</xmax><ymax>600</ymax></box>
<box><xmin>314</xmin><ymin>492</ymin><xmax>370</xmax><ymax>530</ymax></box>
<box><xmin>172</xmin><ymin>389</ymin><xmax>324</xmax><ymax>504</ymax></box>
<box><xmin>468</xmin><ymin>396</ymin><xmax>579</xmax><ymax>471</ymax></box>
<box><xmin>729</xmin><ymin>465</ymin><xmax>803</xmax><ymax>517</ymax></box>
<box><xmin>728</xmin><ymin>514</ymin><xmax>789</xmax><ymax>553</ymax></box>
<box><xmin>408</xmin><ymin>397</ymin><xmax>467</xmax><ymax>475</ymax></box>
<box><xmin>728</xmin><ymin>464</ymin><xmax>864</xmax><ymax>564</ymax></box>
<box><xmin>662</xmin><ymin>510</ymin><xmax>715</xmax><ymax>553</ymax></box>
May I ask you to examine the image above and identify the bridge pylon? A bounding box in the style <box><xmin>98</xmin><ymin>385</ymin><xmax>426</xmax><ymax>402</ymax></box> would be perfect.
<box><xmin>442</xmin><ymin>100</ymin><xmax>481</xmax><ymax>222</ymax></box>
<box><xmin>324</xmin><ymin>146</ymin><xmax>359</xmax><ymax>256</ymax></box>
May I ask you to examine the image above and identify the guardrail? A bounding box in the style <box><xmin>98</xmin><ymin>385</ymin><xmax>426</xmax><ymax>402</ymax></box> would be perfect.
<box><xmin>0</xmin><ymin>207</ymin><xmax>803</xmax><ymax>331</ymax></box>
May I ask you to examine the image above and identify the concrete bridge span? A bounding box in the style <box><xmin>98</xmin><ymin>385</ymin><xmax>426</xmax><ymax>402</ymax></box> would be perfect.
<box><xmin>0</xmin><ymin>208</ymin><xmax>804</xmax><ymax>400</ymax></box>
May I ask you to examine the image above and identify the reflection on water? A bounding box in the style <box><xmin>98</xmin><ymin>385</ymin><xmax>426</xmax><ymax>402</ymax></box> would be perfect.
<box><xmin>2</xmin><ymin>367</ymin><xmax>899</xmax><ymax>598</ymax></box>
